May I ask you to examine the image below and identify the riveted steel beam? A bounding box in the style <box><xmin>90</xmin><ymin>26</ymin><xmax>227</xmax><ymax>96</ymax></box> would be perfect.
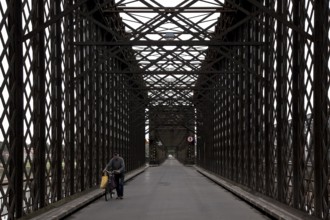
<box><xmin>74</xmin><ymin>41</ymin><xmax>263</xmax><ymax>46</ymax></box>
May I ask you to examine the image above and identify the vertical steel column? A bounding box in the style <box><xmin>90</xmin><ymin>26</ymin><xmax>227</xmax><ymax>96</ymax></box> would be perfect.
<box><xmin>254</xmin><ymin>16</ymin><xmax>262</xmax><ymax>192</ymax></box>
<box><xmin>119</xmin><ymin>74</ymin><xmax>124</xmax><ymax>157</ymax></box>
<box><xmin>9</xmin><ymin>0</ymin><xmax>24</xmax><ymax>218</ymax></box>
<box><xmin>124</xmin><ymin>75</ymin><xmax>129</xmax><ymax>170</ymax></box>
<box><xmin>101</xmin><ymin>44</ymin><xmax>107</xmax><ymax>167</ymax></box>
<box><xmin>112</xmin><ymin>63</ymin><xmax>117</xmax><ymax>154</ymax></box>
<box><xmin>127</xmin><ymin>80</ymin><xmax>131</xmax><ymax>169</ymax></box>
<box><xmin>220</xmin><ymin>73</ymin><xmax>225</xmax><ymax>176</ymax></box>
<box><xmin>238</xmin><ymin>39</ymin><xmax>245</xmax><ymax>185</ymax></box>
<box><xmin>135</xmin><ymin>86</ymin><xmax>139</xmax><ymax>169</ymax></box>
<box><xmin>119</xmin><ymin>75</ymin><xmax>125</xmax><ymax>159</ymax></box>
<box><xmin>95</xmin><ymin>30</ymin><xmax>100</xmax><ymax>184</ymax></box>
<box><xmin>225</xmin><ymin>61</ymin><xmax>230</xmax><ymax>178</ymax></box>
<box><xmin>292</xmin><ymin>0</ymin><xmax>305</xmax><ymax>210</ymax></box>
<box><xmin>53</xmin><ymin>0</ymin><xmax>63</xmax><ymax>201</ymax></box>
<box><xmin>263</xmin><ymin>0</ymin><xmax>272</xmax><ymax>197</ymax></box>
<box><xmin>120</xmin><ymin>74</ymin><xmax>124</xmax><ymax>166</ymax></box>
<box><xmin>108</xmin><ymin>55</ymin><xmax>112</xmax><ymax>160</ymax></box>
<box><xmin>276</xmin><ymin>0</ymin><xmax>286</xmax><ymax>202</ymax></box>
<box><xmin>111</xmin><ymin>60</ymin><xmax>115</xmax><ymax>154</ymax></box>
<box><xmin>123</xmin><ymin>76</ymin><xmax>127</xmax><ymax>160</ymax></box>
<box><xmin>314</xmin><ymin>0</ymin><xmax>329</xmax><ymax>217</ymax></box>
<box><xmin>108</xmin><ymin>57</ymin><xmax>113</xmax><ymax>159</ymax></box>
<box><xmin>201</xmin><ymin>105</ymin><xmax>208</xmax><ymax>168</ymax></box>
<box><xmin>229</xmin><ymin>61</ymin><xmax>235</xmax><ymax>180</ymax></box>
<box><xmin>129</xmin><ymin>98</ymin><xmax>132</xmax><ymax>172</ymax></box>
<box><xmin>234</xmin><ymin>39</ymin><xmax>240</xmax><ymax>182</ymax></box>
<box><xmin>250</xmin><ymin>19</ymin><xmax>257</xmax><ymax>191</ymax></box>
<box><xmin>130</xmin><ymin>97</ymin><xmax>134</xmax><ymax>171</ymax></box>
<box><xmin>124</xmin><ymin>77</ymin><xmax>127</xmax><ymax>162</ymax></box>
<box><xmin>128</xmin><ymin>90</ymin><xmax>133</xmax><ymax>171</ymax></box>
<box><xmin>213</xmin><ymin>71</ymin><xmax>217</xmax><ymax>174</ymax></box>
<box><xmin>68</xmin><ymin>0</ymin><xmax>75</xmax><ymax>196</ymax></box>
<box><xmin>120</xmin><ymin>77</ymin><xmax>123</xmax><ymax>160</ymax></box>
<box><xmin>32</xmin><ymin>0</ymin><xmax>46</xmax><ymax>209</ymax></box>
<box><xmin>87</xmin><ymin>22</ymin><xmax>94</xmax><ymax>188</ymax></box>
<box><xmin>118</xmin><ymin>64</ymin><xmax>122</xmax><ymax>156</ymax></box>
<box><xmin>130</xmin><ymin>87</ymin><xmax>134</xmax><ymax>171</ymax></box>
<box><xmin>215</xmin><ymin>69</ymin><xmax>221</xmax><ymax>175</ymax></box>
<box><xmin>78</xmin><ymin>17</ymin><xmax>85</xmax><ymax>191</ymax></box>
<box><xmin>244</xmin><ymin>22</ymin><xmax>251</xmax><ymax>187</ymax></box>
<box><xmin>211</xmin><ymin>74</ymin><xmax>215</xmax><ymax>173</ymax></box>
<box><xmin>113</xmin><ymin>64</ymin><xmax>117</xmax><ymax>158</ymax></box>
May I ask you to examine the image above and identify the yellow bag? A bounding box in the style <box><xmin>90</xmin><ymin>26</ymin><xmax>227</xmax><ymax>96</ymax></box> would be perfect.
<box><xmin>100</xmin><ymin>175</ymin><xmax>108</xmax><ymax>189</ymax></box>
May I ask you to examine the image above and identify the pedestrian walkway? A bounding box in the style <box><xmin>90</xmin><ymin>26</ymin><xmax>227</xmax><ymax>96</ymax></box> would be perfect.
<box><xmin>66</xmin><ymin>159</ymin><xmax>270</xmax><ymax>220</ymax></box>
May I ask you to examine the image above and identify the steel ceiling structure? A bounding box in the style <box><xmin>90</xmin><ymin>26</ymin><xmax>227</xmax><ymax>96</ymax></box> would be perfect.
<box><xmin>98</xmin><ymin>0</ymin><xmax>242</xmax><ymax>162</ymax></box>
<box><xmin>0</xmin><ymin>0</ymin><xmax>330</xmax><ymax>220</ymax></box>
<box><xmin>73</xmin><ymin>0</ymin><xmax>262</xmax><ymax>133</ymax></box>
<box><xmin>74</xmin><ymin>0</ymin><xmax>238</xmax><ymax>130</ymax></box>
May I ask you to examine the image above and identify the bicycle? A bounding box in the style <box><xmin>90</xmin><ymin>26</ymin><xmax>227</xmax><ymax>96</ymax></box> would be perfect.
<box><xmin>103</xmin><ymin>170</ymin><xmax>116</xmax><ymax>201</ymax></box>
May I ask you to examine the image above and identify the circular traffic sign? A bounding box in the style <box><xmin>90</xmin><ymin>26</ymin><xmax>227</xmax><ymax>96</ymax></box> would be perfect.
<box><xmin>187</xmin><ymin>136</ymin><xmax>194</xmax><ymax>142</ymax></box>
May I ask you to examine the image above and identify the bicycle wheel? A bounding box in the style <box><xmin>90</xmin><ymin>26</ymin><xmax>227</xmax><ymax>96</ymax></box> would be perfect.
<box><xmin>110</xmin><ymin>188</ymin><xmax>113</xmax><ymax>198</ymax></box>
<box><xmin>105</xmin><ymin>184</ymin><xmax>111</xmax><ymax>201</ymax></box>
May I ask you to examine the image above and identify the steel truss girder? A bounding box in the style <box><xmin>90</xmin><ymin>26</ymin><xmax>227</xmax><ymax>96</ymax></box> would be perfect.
<box><xmin>74</xmin><ymin>41</ymin><xmax>263</xmax><ymax>46</ymax></box>
<box><xmin>97</xmin><ymin>70</ymin><xmax>237</xmax><ymax>75</ymax></box>
<box><xmin>0</xmin><ymin>1</ymin><xmax>147</xmax><ymax>218</ymax></box>
<box><xmin>103</xmin><ymin>7</ymin><xmax>233</xmax><ymax>13</ymax></box>
<box><xmin>195</xmin><ymin>1</ymin><xmax>330</xmax><ymax>220</ymax></box>
<box><xmin>3</xmin><ymin>0</ymin><xmax>330</xmax><ymax>219</ymax></box>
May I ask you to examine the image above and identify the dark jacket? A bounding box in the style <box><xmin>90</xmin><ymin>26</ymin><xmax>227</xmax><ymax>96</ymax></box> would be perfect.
<box><xmin>105</xmin><ymin>157</ymin><xmax>125</xmax><ymax>174</ymax></box>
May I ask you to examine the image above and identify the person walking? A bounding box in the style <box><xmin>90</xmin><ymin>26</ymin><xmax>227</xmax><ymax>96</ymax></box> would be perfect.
<box><xmin>103</xmin><ymin>152</ymin><xmax>125</xmax><ymax>199</ymax></box>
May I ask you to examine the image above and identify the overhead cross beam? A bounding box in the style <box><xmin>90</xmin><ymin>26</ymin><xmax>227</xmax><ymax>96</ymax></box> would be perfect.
<box><xmin>103</xmin><ymin>7</ymin><xmax>234</xmax><ymax>13</ymax></box>
<box><xmin>74</xmin><ymin>41</ymin><xmax>262</xmax><ymax>46</ymax></box>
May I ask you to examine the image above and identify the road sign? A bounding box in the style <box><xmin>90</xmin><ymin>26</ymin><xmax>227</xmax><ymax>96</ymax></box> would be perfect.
<box><xmin>187</xmin><ymin>136</ymin><xmax>194</xmax><ymax>142</ymax></box>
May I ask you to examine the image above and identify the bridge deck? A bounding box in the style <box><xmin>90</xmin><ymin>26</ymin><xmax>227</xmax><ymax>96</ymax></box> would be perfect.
<box><xmin>66</xmin><ymin>159</ymin><xmax>270</xmax><ymax>220</ymax></box>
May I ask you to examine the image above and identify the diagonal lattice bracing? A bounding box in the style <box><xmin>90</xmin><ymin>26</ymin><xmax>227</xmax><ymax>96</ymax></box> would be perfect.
<box><xmin>1</xmin><ymin>0</ymin><xmax>330</xmax><ymax>219</ymax></box>
<box><xmin>100</xmin><ymin>0</ymin><xmax>235</xmax><ymax>112</ymax></box>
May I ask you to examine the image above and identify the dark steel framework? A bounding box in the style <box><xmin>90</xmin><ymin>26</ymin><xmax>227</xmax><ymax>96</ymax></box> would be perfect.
<box><xmin>196</xmin><ymin>1</ymin><xmax>330</xmax><ymax>219</ymax></box>
<box><xmin>0</xmin><ymin>0</ymin><xmax>146</xmax><ymax>219</ymax></box>
<box><xmin>0</xmin><ymin>0</ymin><xmax>329</xmax><ymax>219</ymax></box>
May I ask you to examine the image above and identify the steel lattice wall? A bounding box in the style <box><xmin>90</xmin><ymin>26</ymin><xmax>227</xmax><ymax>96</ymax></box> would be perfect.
<box><xmin>1</xmin><ymin>0</ymin><xmax>330</xmax><ymax>219</ymax></box>
<box><xmin>0</xmin><ymin>0</ymin><xmax>146</xmax><ymax>219</ymax></box>
<box><xmin>196</xmin><ymin>0</ymin><xmax>330</xmax><ymax>219</ymax></box>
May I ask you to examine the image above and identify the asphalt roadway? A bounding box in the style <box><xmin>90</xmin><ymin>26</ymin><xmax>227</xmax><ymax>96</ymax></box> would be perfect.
<box><xmin>66</xmin><ymin>159</ymin><xmax>270</xmax><ymax>220</ymax></box>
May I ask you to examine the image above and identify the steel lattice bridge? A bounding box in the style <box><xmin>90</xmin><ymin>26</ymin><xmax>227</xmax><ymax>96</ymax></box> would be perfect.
<box><xmin>0</xmin><ymin>0</ymin><xmax>329</xmax><ymax>219</ymax></box>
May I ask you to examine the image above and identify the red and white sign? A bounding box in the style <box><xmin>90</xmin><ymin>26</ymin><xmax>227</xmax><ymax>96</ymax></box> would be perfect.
<box><xmin>187</xmin><ymin>136</ymin><xmax>194</xmax><ymax>142</ymax></box>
